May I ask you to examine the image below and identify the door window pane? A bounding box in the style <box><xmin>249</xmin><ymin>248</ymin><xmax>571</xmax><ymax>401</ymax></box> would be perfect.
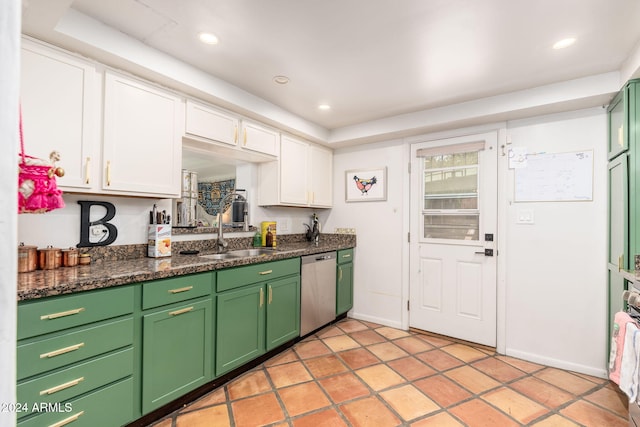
<box><xmin>422</xmin><ymin>151</ymin><xmax>480</xmax><ymax>241</ymax></box>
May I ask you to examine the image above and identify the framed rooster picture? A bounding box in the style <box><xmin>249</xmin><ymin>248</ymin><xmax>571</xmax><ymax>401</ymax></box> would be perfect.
<box><xmin>345</xmin><ymin>167</ymin><xmax>387</xmax><ymax>202</ymax></box>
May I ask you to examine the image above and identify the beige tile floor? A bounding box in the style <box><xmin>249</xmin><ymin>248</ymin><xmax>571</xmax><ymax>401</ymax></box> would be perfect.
<box><xmin>150</xmin><ymin>319</ymin><xmax>628</xmax><ymax>426</ymax></box>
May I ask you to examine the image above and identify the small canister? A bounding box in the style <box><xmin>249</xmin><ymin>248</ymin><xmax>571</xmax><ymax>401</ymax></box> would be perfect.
<box><xmin>62</xmin><ymin>248</ymin><xmax>79</xmax><ymax>267</ymax></box>
<box><xmin>17</xmin><ymin>243</ymin><xmax>37</xmax><ymax>273</ymax></box>
<box><xmin>78</xmin><ymin>253</ymin><xmax>91</xmax><ymax>265</ymax></box>
<box><xmin>38</xmin><ymin>246</ymin><xmax>61</xmax><ymax>270</ymax></box>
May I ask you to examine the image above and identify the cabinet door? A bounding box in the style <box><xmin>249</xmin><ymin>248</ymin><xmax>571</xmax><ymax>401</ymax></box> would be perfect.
<box><xmin>142</xmin><ymin>299</ymin><xmax>212</xmax><ymax>414</ymax></box>
<box><xmin>309</xmin><ymin>144</ymin><xmax>333</xmax><ymax>207</ymax></box>
<box><xmin>20</xmin><ymin>40</ymin><xmax>98</xmax><ymax>190</ymax></box>
<box><xmin>609</xmin><ymin>155</ymin><xmax>629</xmax><ymax>269</ymax></box>
<box><xmin>266</xmin><ymin>275</ymin><xmax>300</xmax><ymax>350</ymax></box>
<box><xmin>608</xmin><ymin>89</ymin><xmax>627</xmax><ymax>160</ymax></box>
<box><xmin>280</xmin><ymin>136</ymin><xmax>310</xmax><ymax>205</ymax></box>
<box><xmin>241</xmin><ymin>120</ymin><xmax>279</xmax><ymax>156</ymax></box>
<box><xmin>336</xmin><ymin>262</ymin><xmax>354</xmax><ymax>315</ymax></box>
<box><xmin>216</xmin><ymin>284</ymin><xmax>265</xmax><ymax>375</ymax></box>
<box><xmin>103</xmin><ymin>71</ymin><xmax>183</xmax><ymax>197</ymax></box>
<box><xmin>185</xmin><ymin>100</ymin><xmax>238</xmax><ymax>146</ymax></box>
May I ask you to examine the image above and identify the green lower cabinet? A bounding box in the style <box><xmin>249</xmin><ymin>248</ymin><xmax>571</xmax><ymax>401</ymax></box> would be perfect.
<box><xmin>18</xmin><ymin>377</ymin><xmax>133</xmax><ymax>427</ymax></box>
<box><xmin>216</xmin><ymin>284</ymin><xmax>265</xmax><ymax>376</ymax></box>
<box><xmin>336</xmin><ymin>261</ymin><xmax>354</xmax><ymax>315</ymax></box>
<box><xmin>141</xmin><ymin>298</ymin><xmax>212</xmax><ymax>414</ymax></box>
<box><xmin>266</xmin><ymin>275</ymin><xmax>300</xmax><ymax>351</ymax></box>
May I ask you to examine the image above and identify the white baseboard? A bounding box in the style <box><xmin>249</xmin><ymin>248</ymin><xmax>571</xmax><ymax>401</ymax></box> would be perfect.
<box><xmin>349</xmin><ymin>311</ymin><xmax>404</xmax><ymax>330</ymax></box>
<box><xmin>506</xmin><ymin>348</ymin><xmax>608</xmax><ymax>379</ymax></box>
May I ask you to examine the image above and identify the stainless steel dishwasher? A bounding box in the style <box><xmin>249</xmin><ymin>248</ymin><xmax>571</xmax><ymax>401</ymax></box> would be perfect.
<box><xmin>300</xmin><ymin>251</ymin><xmax>337</xmax><ymax>335</ymax></box>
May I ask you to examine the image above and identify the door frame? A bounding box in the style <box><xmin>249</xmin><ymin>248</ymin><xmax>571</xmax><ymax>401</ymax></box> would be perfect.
<box><xmin>400</xmin><ymin>123</ymin><xmax>508</xmax><ymax>354</ymax></box>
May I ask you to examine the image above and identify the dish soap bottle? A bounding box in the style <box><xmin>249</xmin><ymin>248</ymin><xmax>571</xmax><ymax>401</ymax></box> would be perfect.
<box><xmin>253</xmin><ymin>231</ymin><xmax>262</xmax><ymax>247</ymax></box>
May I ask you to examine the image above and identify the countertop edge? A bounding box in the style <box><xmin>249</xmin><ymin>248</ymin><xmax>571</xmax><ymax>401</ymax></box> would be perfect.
<box><xmin>18</xmin><ymin>243</ymin><xmax>355</xmax><ymax>302</ymax></box>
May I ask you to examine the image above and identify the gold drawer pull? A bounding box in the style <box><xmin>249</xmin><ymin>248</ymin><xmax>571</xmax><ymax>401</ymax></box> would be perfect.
<box><xmin>338</xmin><ymin>266</ymin><xmax>343</xmax><ymax>281</ymax></box>
<box><xmin>260</xmin><ymin>288</ymin><xmax>264</xmax><ymax>307</ymax></box>
<box><xmin>169</xmin><ymin>286</ymin><xmax>193</xmax><ymax>294</ymax></box>
<box><xmin>259</xmin><ymin>270</ymin><xmax>273</xmax><ymax>276</ymax></box>
<box><xmin>41</xmin><ymin>308</ymin><xmax>85</xmax><ymax>320</ymax></box>
<box><xmin>40</xmin><ymin>343</ymin><xmax>85</xmax><ymax>359</ymax></box>
<box><xmin>40</xmin><ymin>377</ymin><xmax>85</xmax><ymax>396</ymax></box>
<box><xmin>268</xmin><ymin>285</ymin><xmax>273</xmax><ymax>304</ymax></box>
<box><xmin>169</xmin><ymin>306</ymin><xmax>194</xmax><ymax>316</ymax></box>
<box><xmin>619</xmin><ymin>254</ymin><xmax>624</xmax><ymax>272</ymax></box>
<box><xmin>342</xmin><ymin>254</ymin><xmax>351</xmax><ymax>258</ymax></box>
<box><xmin>49</xmin><ymin>411</ymin><xmax>84</xmax><ymax>427</ymax></box>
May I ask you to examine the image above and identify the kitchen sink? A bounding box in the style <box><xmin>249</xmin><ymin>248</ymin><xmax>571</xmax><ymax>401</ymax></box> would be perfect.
<box><xmin>199</xmin><ymin>253</ymin><xmax>239</xmax><ymax>260</ymax></box>
<box><xmin>228</xmin><ymin>248</ymin><xmax>276</xmax><ymax>257</ymax></box>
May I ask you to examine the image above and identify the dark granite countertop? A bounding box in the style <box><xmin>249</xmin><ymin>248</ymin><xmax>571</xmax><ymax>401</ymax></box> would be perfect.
<box><xmin>17</xmin><ymin>236</ymin><xmax>355</xmax><ymax>301</ymax></box>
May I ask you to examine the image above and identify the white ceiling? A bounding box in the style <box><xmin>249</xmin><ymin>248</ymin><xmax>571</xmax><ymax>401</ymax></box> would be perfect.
<box><xmin>21</xmin><ymin>0</ymin><xmax>640</xmax><ymax>143</ymax></box>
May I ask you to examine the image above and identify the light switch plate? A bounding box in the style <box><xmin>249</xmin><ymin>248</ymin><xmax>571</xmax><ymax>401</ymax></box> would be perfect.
<box><xmin>516</xmin><ymin>209</ymin><xmax>534</xmax><ymax>224</ymax></box>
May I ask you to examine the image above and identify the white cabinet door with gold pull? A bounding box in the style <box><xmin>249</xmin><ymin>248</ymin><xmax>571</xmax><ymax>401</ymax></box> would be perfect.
<box><xmin>240</xmin><ymin>119</ymin><xmax>279</xmax><ymax>156</ymax></box>
<box><xmin>20</xmin><ymin>38</ymin><xmax>99</xmax><ymax>191</ymax></box>
<box><xmin>103</xmin><ymin>71</ymin><xmax>183</xmax><ymax>198</ymax></box>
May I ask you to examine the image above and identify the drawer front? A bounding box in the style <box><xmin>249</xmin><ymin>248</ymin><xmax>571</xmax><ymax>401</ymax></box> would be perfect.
<box><xmin>18</xmin><ymin>377</ymin><xmax>134</xmax><ymax>427</ymax></box>
<box><xmin>18</xmin><ymin>286</ymin><xmax>134</xmax><ymax>340</ymax></box>
<box><xmin>17</xmin><ymin>317</ymin><xmax>133</xmax><ymax>380</ymax></box>
<box><xmin>217</xmin><ymin>258</ymin><xmax>300</xmax><ymax>292</ymax></box>
<box><xmin>17</xmin><ymin>348</ymin><xmax>133</xmax><ymax>419</ymax></box>
<box><xmin>142</xmin><ymin>271</ymin><xmax>214</xmax><ymax>310</ymax></box>
<box><xmin>337</xmin><ymin>248</ymin><xmax>354</xmax><ymax>265</ymax></box>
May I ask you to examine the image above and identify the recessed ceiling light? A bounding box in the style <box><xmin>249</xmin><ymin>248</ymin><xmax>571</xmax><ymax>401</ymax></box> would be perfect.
<box><xmin>273</xmin><ymin>75</ymin><xmax>290</xmax><ymax>85</ymax></box>
<box><xmin>318</xmin><ymin>104</ymin><xmax>331</xmax><ymax>111</ymax></box>
<box><xmin>198</xmin><ymin>32</ymin><xmax>219</xmax><ymax>45</ymax></box>
<box><xmin>553</xmin><ymin>37</ymin><xmax>576</xmax><ymax>49</ymax></box>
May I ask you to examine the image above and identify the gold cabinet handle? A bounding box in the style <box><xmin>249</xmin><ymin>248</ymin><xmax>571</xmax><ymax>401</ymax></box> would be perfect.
<box><xmin>40</xmin><ymin>343</ymin><xmax>85</xmax><ymax>359</ymax></box>
<box><xmin>106</xmin><ymin>160</ymin><xmax>111</xmax><ymax>186</ymax></box>
<box><xmin>268</xmin><ymin>285</ymin><xmax>273</xmax><ymax>304</ymax></box>
<box><xmin>168</xmin><ymin>286</ymin><xmax>193</xmax><ymax>294</ymax></box>
<box><xmin>338</xmin><ymin>266</ymin><xmax>343</xmax><ymax>282</ymax></box>
<box><xmin>85</xmin><ymin>157</ymin><xmax>91</xmax><ymax>185</ymax></box>
<box><xmin>342</xmin><ymin>254</ymin><xmax>351</xmax><ymax>258</ymax></box>
<box><xmin>40</xmin><ymin>377</ymin><xmax>84</xmax><ymax>396</ymax></box>
<box><xmin>169</xmin><ymin>306</ymin><xmax>194</xmax><ymax>316</ymax></box>
<box><xmin>40</xmin><ymin>308</ymin><xmax>85</xmax><ymax>320</ymax></box>
<box><xmin>259</xmin><ymin>270</ymin><xmax>273</xmax><ymax>276</ymax></box>
<box><xmin>243</xmin><ymin>129</ymin><xmax>247</xmax><ymax>146</ymax></box>
<box><xmin>49</xmin><ymin>411</ymin><xmax>84</xmax><ymax>427</ymax></box>
<box><xmin>260</xmin><ymin>288</ymin><xmax>264</xmax><ymax>307</ymax></box>
<box><xmin>619</xmin><ymin>254</ymin><xmax>625</xmax><ymax>272</ymax></box>
<box><xmin>234</xmin><ymin>125</ymin><xmax>238</xmax><ymax>144</ymax></box>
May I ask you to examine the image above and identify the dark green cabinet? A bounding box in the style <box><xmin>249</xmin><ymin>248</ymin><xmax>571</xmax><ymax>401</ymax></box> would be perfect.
<box><xmin>607</xmin><ymin>79</ymin><xmax>640</xmax><ymax>345</ymax></box>
<box><xmin>336</xmin><ymin>249</ymin><xmax>354</xmax><ymax>315</ymax></box>
<box><xmin>266</xmin><ymin>275</ymin><xmax>301</xmax><ymax>350</ymax></box>
<box><xmin>141</xmin><ymin>298</ymin><xmax>212</xmax><ymax>413</ymax></box>
<box><xmin>216</xmin><ymin>284</ymin><xmax>265</xmax><ymax>375</ymax></box>
<box><xmin>216</xmin><ymin>259</ymin><xmax>301</xmax><ymax>376</ymax></box>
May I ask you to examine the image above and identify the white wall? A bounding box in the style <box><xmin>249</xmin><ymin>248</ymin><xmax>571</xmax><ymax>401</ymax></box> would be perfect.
<box><xmin>2</xmin><ymin>0</ymin><xmax>19</xmax><ymax>425</ymax></box>
<box><xmin>503</xmin><ymin>108</ymin><xmax>608</xmax><ymax>376</ymax></box>
<box><xmin>325</xmin><ymin>140</ymin><xmax>406</xmax><ymax>328</ymax></box>
<box><xmin>326</xmin><ymin>108</ymin><xmax>608</xmax><ymax>376</ymax></box>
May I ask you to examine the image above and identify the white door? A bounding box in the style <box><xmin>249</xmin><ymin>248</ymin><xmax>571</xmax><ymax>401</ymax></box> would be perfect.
<box><xmin>409</xmin><ymin>132</ymin><xmax>498</xmax><ymax>347</ymax></box>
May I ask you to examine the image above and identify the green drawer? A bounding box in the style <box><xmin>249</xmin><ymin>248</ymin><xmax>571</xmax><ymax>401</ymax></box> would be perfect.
<box><xmin>337</xmin><ymin>248</ymin><xmax>354</xmax><ymax>264</ymax></box>
<box><xmin>17</xmin><ymin>348</ymin><xmax>133</xmax><ymax>419</ymax></box>
<box><xmin>18</xmin><ymin>377</ymin><xmax>134</xmax><ymax>427</ymax></box>
<box><xmin>17</xmin><ymin>317</ymin><xmax>133</xmax><ymax>380</ymax></box>
<box><xmin>217</xmin><ymin>258</ymin><xmax>300</xmax><ymax>292</ymax></box>
<box><xmin>18</xmin><ymin>286</ymin><xmax>134</xmax><ymax>340</ymax></box>
<box><xmin>142</xmin><ymin>272</ymin><xmax>214</xmax><ymax>310</ymax></box>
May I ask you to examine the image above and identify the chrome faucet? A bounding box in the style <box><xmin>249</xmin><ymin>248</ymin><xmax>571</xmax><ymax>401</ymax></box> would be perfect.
<box><xmin>216</xmin><ymin>192</ymin><xmax>248</xmax><ymax>252</ymax></box>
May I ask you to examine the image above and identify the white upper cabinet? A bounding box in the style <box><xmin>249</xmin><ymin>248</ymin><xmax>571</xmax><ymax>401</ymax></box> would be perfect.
<box><xmin>185</xmin><ymin>100</ymin><xmax>239</xmax><ymax>147</ymax></box>
<box><xmin>259</xmin><ymin>135</ymin><xmax>333</xmax><ymax>208</ymax></box>
<box><xmin>103</xmin><ymin>71</ymin><xmax>184</xmax><ymax>198</ymax></box>
<box><xmin>240</xmin><ymin>120</ymin><xmax>280</xmax><ymax>156</ymax></box>
<box><xmin>20</xmin><ymin>39</ymin><xmax>98</xmax><ymax>191</ymax></box>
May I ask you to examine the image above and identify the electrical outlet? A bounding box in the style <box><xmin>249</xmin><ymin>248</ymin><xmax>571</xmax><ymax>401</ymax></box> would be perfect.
<box><xmin>335</xmin><ymin>227</ymin><xmax>356</xmax><ymax>235</ymax></box>
<box><xmin>90</xmin><ymin>225</ymin><xmax>108</xmax><ymax>236</ymax></box>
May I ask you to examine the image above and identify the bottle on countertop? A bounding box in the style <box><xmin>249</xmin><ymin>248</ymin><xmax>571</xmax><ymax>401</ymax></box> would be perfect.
<box><xmin>253</xmin><ymin>231</ymin><xmax>262</xmax><ymax>247</ymax></box>
<box><xmin>265</xmin><ymin>226</ymin><xmax>274</xmax><ymax>248</ymax></box>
